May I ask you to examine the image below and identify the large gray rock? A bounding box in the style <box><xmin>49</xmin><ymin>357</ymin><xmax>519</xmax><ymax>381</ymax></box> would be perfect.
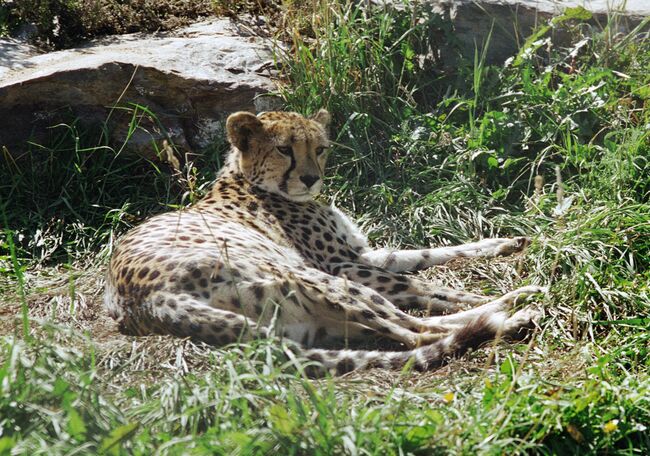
<box><xmin>0</xmin><ymin>38</ymin><xmax>39</xmax><ymax>71</ymax></box>
<box><xmin>429</xmin><ymin>0</ymin><xmax>649</xmax><ymax>64</ymax></box>
<box><xmin>380</xmin><ymin>1</ymin><xmax>648</xmax><ymax>64</ymax></box>
<box><xmin>0</xmin><ymin>19</ymin><xmax>279</xmax><ymax>159</ymax></box>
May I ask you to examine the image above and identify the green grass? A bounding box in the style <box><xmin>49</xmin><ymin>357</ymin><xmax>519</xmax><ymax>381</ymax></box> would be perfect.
<box><xmin>1</xmin><ymin>1</ymin><xmax>649</xmax><ymax>454</ymax></box>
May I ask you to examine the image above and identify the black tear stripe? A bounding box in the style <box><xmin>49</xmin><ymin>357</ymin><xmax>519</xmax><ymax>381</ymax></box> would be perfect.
<box><xmin>279</xmin><ymin>146</ymin><xmax>296</xmax><ymax>193</ymax></box>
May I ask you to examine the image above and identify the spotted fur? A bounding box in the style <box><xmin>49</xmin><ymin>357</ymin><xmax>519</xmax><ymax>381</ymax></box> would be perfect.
<box><xmin>104</xmin><ymin>110</ymin><xmax>545</xmax><ymax>376</ymax></box>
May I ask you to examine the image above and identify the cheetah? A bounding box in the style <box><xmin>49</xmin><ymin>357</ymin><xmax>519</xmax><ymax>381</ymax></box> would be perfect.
<box><xmin>104</xmin><ymin>109</ymin><xmax>545</xmax><ymax>376</ymax></box>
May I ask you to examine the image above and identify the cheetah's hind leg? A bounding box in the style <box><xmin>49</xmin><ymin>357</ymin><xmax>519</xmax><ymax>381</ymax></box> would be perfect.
<box><xmin>117</xmin><ymin>292</ymin><xmax>265</xmax><ymax>346</ymax></box>
<box><xmin>421</xmin><ymin>285</ymin><xmax>547</xmax><ymax>329</ymax></box>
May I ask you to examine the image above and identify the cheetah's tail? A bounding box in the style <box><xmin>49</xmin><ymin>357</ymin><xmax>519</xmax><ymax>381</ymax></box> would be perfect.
<box><xmin>297</xmin><ymin>312</ymin><xmax>525</xmax><ymax>377</ymax></box>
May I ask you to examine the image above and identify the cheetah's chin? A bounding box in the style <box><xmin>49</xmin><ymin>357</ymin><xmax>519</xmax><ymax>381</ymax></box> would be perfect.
<box><xmin>287</xmin><ymin>192</ymin><xmax>316</xmax><ymax>202</ymax></box>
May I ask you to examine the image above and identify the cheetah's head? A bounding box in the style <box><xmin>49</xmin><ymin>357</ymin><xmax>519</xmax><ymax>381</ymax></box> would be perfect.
<box><xmin>226</xmin><ymin>110</ymin><xmax>331</xmax><ymax>202</ymax></box>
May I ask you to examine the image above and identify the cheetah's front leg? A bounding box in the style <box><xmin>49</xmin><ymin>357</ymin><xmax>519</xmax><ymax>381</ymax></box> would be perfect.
<box><xmin>331</xmin><ymin>262</ymin><xmax>490</xmax><ymax>314</ymax></box>
<box><xmin>359</xmin><ymin>237</ymin><xmax>530</xmax><ymax>273</ymax></box>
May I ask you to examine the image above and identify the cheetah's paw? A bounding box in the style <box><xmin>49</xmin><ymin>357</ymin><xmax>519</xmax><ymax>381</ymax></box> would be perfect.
<box><xmin>494</xmin><ymin>236</ymin><xmax>531</xmax><ymax>256</ymax></box>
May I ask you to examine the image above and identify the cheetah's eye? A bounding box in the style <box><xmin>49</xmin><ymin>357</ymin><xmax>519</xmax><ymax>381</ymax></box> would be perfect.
<box><xmin>277</xmin><ymin>146</ymin><xmax>293</xmax><ymax>157</ymax></box>
<box><xmin>316</xmin><ymin>147</ymin><xmax>328</xmax><ymax>155</ymax></box>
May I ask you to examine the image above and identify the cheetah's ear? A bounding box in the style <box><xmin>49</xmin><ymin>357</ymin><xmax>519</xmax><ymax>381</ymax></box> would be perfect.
<box><xmin>311</xmin><ymin>109</ymin><xmax>331</xmax><ymax>127</ymax></box>
<box><xmin>226</xmin><ymin>111</ymin><xmax>266</xmax><ymax>153</ymax></box>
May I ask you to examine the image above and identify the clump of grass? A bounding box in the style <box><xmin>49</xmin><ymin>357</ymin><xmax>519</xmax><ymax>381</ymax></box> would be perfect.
<box><xmin>0</xmin><ymin>107</ymin><xmax>227</xmax><ymax>267</ymax></box>
<box><xmin>276</xmin><ymin>1</ymin><xmax>453</xmax><ymax>186</ymax></box>
<box><xmin>279</xmin><ymin>2</ymin><xmax>648</xmax><ymax>242</ymax></box>
<box><xmin>2</xmin><ymin>313</ymin><xmax>648</xmax><ymax>454</ymax></box>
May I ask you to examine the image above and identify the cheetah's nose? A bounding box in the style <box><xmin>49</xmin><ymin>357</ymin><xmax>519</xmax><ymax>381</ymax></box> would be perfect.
<box><xmin>300</xmin><ymin>175</ymin><xmax>320</xmax><ymax>188</ymax></box>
